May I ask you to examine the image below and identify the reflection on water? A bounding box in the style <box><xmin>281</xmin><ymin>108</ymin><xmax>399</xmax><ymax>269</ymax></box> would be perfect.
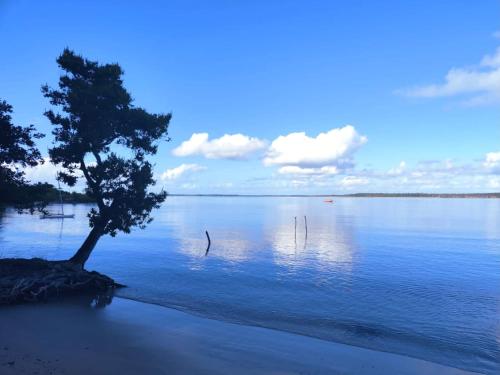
<box><xmin>179</xmin><ymin>236</ymin><xmax>253</xmax><ymax>263</ymax></box>
<box><xmin>89</xmin><ymin>289</ymin><xmax>115</xmax><ymax>308</ymax></box>
<box><xmin>269</xmin><ymin>219</ymin><xmax>355</xmax><ymax>270</ymax></box>
<box><xmin>0</xmin><ymin>197</ymin><xmax>499</xmax><ymax>374</ymax></box>
<box><xmin>2</xmin><ymin>204</ymin><xmax>86</xmax><ymax>235</ymax></box>
<box><xmin>172</xmin><ymin>197</ymin><xmax>357</xmax><ymax>268</ymax></box>
<box><xmin>57</xmin><ymin>289</ymin><xmax>116</xmax><ymax>309</ymax></box>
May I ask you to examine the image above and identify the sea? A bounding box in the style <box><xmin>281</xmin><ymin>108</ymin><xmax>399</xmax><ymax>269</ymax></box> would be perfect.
<box><xmin>1</xmin><ymin>196</ymin><xmax>498</xmax><ymax>373</ymax></box>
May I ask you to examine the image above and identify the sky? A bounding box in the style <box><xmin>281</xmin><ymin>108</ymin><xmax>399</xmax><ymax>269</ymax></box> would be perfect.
<box><xmin>1</xmin><ymin>0</ymin><xmax>499</xmax><ymax>194</ymax></box>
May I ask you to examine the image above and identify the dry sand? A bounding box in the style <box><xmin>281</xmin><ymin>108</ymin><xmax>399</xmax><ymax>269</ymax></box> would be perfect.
<box><xmin>0</xmin><ymin>297</ymin><xmax>477</xmax><ymax>374</ymax></box>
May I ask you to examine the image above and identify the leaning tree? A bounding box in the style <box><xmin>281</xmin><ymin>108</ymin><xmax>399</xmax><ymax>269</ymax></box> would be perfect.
<box><xmin>43</xmin><ymin>49</ymin><xmax>171</xmax><ymax>268</ymax></box>
<box><xmin>0</xmin><ymin>99</ymin><xmax>45</xmax><ymax>209</ymax></box>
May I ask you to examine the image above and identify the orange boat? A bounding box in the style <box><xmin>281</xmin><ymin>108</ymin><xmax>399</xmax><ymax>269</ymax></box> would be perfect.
<box><xmin>324</xmin><ymin>199</ymin><xmax>334</xmax><ymax>203</ymax></box>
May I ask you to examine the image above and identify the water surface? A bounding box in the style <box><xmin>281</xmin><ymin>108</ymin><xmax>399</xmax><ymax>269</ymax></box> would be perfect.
<box><xmin>1</xmin><ymin>197</ymin><xmax>499</xmax><ymax>373</ymax></box>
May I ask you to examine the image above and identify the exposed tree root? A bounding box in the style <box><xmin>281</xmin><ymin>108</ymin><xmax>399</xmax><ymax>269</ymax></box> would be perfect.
<box><xmin>0</xmin><ymin>258</ymin><xmax>123</xmax><ymax>305</ymax></box>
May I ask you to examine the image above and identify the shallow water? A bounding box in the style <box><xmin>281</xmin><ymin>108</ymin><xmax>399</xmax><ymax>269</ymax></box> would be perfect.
<box><xmin>1</xmin><ymin>197</ymin><xmax>499</xmax><ymax>373</ymax></box>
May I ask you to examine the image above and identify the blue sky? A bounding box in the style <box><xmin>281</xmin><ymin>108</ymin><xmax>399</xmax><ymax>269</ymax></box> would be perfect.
<box><xmin>1</xmin><ymin>0</ymin><xmax>499</xmax><ymax>193</ymax></box>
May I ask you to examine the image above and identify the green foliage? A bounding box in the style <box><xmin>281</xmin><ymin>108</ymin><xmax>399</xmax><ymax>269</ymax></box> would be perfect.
<box><xmin>0</xmin><ymin>99</ymin><xmax>45</xmax><ymax>211</ymax></box>
<box><xmin>0</xmin><ymin>182</ymin><xmax>92</xmax><ymax>210</ymax></box>
<box><xmin>27</xmin><ymin>182</ymin><xmax>94</xmax><ymax>204</ymax></box>
<box><xmin>43</xmin><ymin>49</ymin><xmax>171</xmax><ymax>236</ymax></box>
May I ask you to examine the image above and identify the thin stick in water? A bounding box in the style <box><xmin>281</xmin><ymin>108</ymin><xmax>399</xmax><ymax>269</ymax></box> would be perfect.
<box><xmin>205</xmin><ymin>230</ymin><xmax>211</xmax><ymax>256</ymax></box>
<box><xmin>304</xmin><ymin>215</ymin><xmax>308</xmax><ymax>239</ymax></box>
<box><xmin>294</xmin><ymin>216</ymin><xmax>297</xmax><ymax>242</ymax></box>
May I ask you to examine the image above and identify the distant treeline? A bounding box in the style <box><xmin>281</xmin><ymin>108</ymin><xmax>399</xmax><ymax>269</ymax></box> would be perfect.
<box><xmin>170</xmin><ymin>193</ymin><xmax>500</xmax><ymax>198</ymax></box>
<box><xmin>342</xmin><ymin>193</ymin><xmax>500</xmax><ymax>198</ymax></box>
<box><xmin>0</xmin><ymin>182</ymin><xmax>94</xmax><ymax>208</ymax></box>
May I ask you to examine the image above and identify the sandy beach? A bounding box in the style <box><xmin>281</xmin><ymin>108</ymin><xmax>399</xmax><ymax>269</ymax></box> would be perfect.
<box><xmin>0</xmin><ymin>297</ymin><xmax>476</xmax><ymax>375</ymax></box>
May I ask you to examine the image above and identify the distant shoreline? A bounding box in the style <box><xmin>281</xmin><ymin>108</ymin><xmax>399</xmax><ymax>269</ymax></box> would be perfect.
<box><xmin>169</xmin><ymin>193</ymin><xmax>500</xmax><ymax>198</ymax></box>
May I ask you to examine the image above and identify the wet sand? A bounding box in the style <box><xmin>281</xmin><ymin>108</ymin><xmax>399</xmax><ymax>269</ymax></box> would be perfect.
<box><xmin>0</xmin><ymin>297</ymin><xmax>476</xmax><ymax>375</ymax></box>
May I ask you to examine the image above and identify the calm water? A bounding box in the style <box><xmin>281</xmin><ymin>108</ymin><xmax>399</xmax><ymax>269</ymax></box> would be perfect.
<box><xmin>1</xmin><ymin>197</ymin><xmax>499</xmax><ymax>373</ymax></box>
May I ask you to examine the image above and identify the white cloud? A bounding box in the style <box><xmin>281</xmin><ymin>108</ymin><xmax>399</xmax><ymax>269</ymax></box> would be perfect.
<box><xmin>481</xmin><ymin>47</ymin><xmax>500</xmax><ymax>68</ymax></box>
<box><xmin>209</xmin><ymin>182</ymin><xmax>234</xmax><ymax>189</ymax></box>
<box><xmin>484</xmin><ymin>151</ymin><xmax>500</xmax><ymax>170</ymax></box>
<box><xmin>160</xmin><ymin>164</ymin><xmax>206</xmax><ymax>181</ymax></box>
<box><xmin>263</xmin><ymin>125</ymin><xmax>367</xmax><ymax>169</ymax></box>
<box><xmin>23</xmin><ymin>157</ymin><xmax>58</xmax><ymax>184</ymax></box>
<box><xmin>387</xmin><ymin>161</ymin><xmax>406</xmax><ymax>176</ymax></box>
<box><xmin>332</xmin><ymin>154</ymin><xmax>500</xmax><ymax>193</ymax></box>
<box><xmin>339</xmin><ymin>176</ymin><xmax>369</xmax><ymax>187</ymax></box>
<box><xmin>289</xmin><ymin>179</ymin><xmax>310</xmax><ymax>187</ymax></box>
<box><xmin>278</xmin><ymin>165</ymin><xmax>339</xmax><ymax>175</ymax></box>
<box><xmin>488</xmin><ymin>177</ymin><xmax>500</xmax><ymax>189</ymax></box>
<box><xmin>222</xmin><ymin>152</ymin><xmax>500</xmax><ymax>193</ymax></box>
<box><xmin>399</xmin><ymin>46</ymin><xmax>500</xmax><ymax>106</ymax></box>
<box><xmin>180</xmin><ymin>183</ymin><xmax>198</xmax><ymax>189</ymax></box>
<box><xmin>172</xmin><ymin>133</ymin><xmax>266</xmax><ymax>159</ymax></box>
<box><xmin>20</xmin><ymin>157</ymin><xmax>89</xmax><ymax>190</ymax></box>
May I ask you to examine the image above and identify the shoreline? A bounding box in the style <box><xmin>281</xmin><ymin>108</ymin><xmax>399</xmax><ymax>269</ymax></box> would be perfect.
<box><xmin>0</xmin><ymin>296</ymin><xmax>478</xmax><ymax>375</ymax></box>
<box><xmin>115</xmin><ymin>295</ymin><xmax>488</xmax><ymax>374</ymax></box>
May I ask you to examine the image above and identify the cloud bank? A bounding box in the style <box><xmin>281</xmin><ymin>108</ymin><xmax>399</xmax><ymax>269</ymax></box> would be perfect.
<box><xmin>163</xmin><ymin>124</ymin><xmax>499</xmax><ymax>193</ymax></box>
<box><xmin>265</xmin><ymin>150</ymin><xmax>500</xmax><ymax>193</ymax></box>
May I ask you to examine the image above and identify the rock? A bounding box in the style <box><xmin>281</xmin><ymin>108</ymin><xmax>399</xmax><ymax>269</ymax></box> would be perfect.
<box><xmin>0</xmin><ymin>258</ymin><xmax>122</xmax><ymax>305</ymax></box>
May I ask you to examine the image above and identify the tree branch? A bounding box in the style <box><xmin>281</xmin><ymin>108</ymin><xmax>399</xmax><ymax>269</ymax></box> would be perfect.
<box><xmin>80</xmin><ymin>158</ymin><xmax>105</xmax><ymax>211</ymax></box>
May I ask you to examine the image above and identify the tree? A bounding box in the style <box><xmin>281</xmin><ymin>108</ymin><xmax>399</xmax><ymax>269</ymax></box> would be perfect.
<box><xmin>43</xmin><ymin>49</ymin><xmax>171</xmax><ymax>267</ymax></box>
<box><xmin>0</xmin><ymin>99</ymin><xmax>44</xmax><ymax>209</ymax></box>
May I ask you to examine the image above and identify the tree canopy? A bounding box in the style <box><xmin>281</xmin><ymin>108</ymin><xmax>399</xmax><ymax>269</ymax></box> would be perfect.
<box><xmin>43</xmin><ymin>49</ymin><xmax>171</xmax><ymax>266</ymax></box>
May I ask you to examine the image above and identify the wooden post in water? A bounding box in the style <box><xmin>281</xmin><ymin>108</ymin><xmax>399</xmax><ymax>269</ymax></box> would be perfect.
<box><xmin>205</xmin><ymin>230</ymin><xmax>211</xmax><ymax>256</ymax></box>
<box><xmin>304</xmin><ymin>215</ymin><xmax>308</xmax><ymax>239</ymax></box>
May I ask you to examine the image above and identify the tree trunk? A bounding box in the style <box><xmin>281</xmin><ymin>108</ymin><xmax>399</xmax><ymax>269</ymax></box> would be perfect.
<box><xmin>69</xmin><ymin>225</ymin><xmax>103</xmax><ymax>268</ymax></box>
